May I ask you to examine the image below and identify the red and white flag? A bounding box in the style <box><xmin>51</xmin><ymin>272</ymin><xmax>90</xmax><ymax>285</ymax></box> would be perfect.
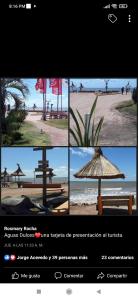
<box><xmin>35</xmin><ymin>79</ymin><xmax>47</xmax><ymax>93</ymax></box>
<box><xmin>49</xmin><ymin>78</ymin><xmax>59</xmax><ymax>88</ymax></box>
<box><xmin>49</xmin><ymin>78</ymin><xmax>62</xmax><ymax>95</ymax></box>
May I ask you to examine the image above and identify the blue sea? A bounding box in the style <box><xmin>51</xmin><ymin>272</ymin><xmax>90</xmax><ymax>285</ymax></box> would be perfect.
<box><xmin>19</xmin><ymin>177</ymin><xmax>68</xmax><ymax>184</ymax></box>
<box><xmin>70</xmin><ymin>181</ymin><xmax>136</xmax><ymax>205</ymax></box>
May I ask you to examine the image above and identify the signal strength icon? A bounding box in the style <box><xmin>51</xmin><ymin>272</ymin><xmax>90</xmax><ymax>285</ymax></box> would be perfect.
<box><xmin>104</xmin><ymin>4</ymin><xmax>110</xmax><ymax>9</ymax></box>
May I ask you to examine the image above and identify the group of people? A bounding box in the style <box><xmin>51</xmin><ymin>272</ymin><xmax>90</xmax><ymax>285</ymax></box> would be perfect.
<box><xmin>71</xmin><ymin>82</ymin><xmax>84</xmax><ymax>92</ymax></box>
<box><xmin>121</xmin><ymin>86</ymin><xmax>131</xmax><ymax>95</ymax></box>
<box><xmin>121</xmin><ymin>82</ymin><xmax>131</xmax><ymax>95</ymax></box>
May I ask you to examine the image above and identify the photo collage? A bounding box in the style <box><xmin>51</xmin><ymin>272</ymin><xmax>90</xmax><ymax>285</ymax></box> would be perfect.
<box><xmin>0</xmin><ymin>78</ymin><xmax>137</xmax><ymax>216</ymax></box>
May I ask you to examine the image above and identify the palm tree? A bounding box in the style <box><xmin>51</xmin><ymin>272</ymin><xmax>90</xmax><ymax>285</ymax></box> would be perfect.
<box><xmin>0</xmin><ymin>78</ymin><xmax>29</xmax><ymax>110</ymax></box>
<box><xmin>0</xmin><ymin>78</ymin><xmax>29</xmax><ymax>132</ymax></box>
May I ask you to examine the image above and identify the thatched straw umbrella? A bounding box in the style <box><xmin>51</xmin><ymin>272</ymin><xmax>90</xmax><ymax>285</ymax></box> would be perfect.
<box><xmin>1</xmin><ymin>167</ymin><xmax>9</xmax><ymax>177</ymax></box>
<box><xmin>74</xmin><ymin>147</ymin><xmax>125</xmax><ymax>197</ymax></box>
<box><xmin>11</xmin><ymin>163</ymin><xmax>25</xmax><ymax>182</ymax></box>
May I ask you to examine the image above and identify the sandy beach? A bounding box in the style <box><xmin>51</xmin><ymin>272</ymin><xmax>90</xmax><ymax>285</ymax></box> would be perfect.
<box><xmin>1</xmin><ymin>185</ymin><xmax>43</xmax><ymax>200</ymax></box>
<box><xmin>70</xmin><ymin>204</ymin><xmax>137</xmax><ymax>216</ymax></box>
<box><xmin>70</xmin><ymin>92</ymin><xmax>137</xmax><ymax>145</ymax></box>
<box><xmin>1</xmin><ymin>183</ymin><xmax>68</xmax><ymax>207</ymax></box>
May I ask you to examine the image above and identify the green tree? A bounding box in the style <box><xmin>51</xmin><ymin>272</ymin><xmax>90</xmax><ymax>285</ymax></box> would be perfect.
<box><xmin>0</xmin><ymin>78</ymin><xmax>29</xmax><ymax>132</ymax></box>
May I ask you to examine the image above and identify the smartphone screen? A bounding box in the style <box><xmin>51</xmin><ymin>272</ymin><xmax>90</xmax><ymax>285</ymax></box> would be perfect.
<box><xmin>0</xmin><ymin>1</ymin><xmax>137</xmax><ymax>299</ymax></box>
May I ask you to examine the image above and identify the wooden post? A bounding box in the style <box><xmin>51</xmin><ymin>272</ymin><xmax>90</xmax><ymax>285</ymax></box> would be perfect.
<box><xmin>128</xmin><ymin>195</ymin><xmax>133</xmax><ymax>215</ymax></box>
<box><xmin>98</xmin><ymin>195</ymin><xmax>103</xmax><ymax>216</ymax></box>
<box><xmin>34</xmin><ymin>171</ymin><xmax>35</xmax><ymax>184</ymax></box>
<box><xmin>98</xmin><ymin>178</ymin><xmax>101</xmax><ymax>197</ymax></box>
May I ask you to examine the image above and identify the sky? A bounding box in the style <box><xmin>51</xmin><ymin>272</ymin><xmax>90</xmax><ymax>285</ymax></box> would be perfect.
<box><xmin>6</xmin><ymin>79</ymin><xmax>68</xmax><ymax>109</ymax></box>
<box><xmin>1</xmin><ymin>147</ymin><xmax>68</xmax><ymax>178</ymax></box>
<box><xmin>1</xmin><ymin>147</ymin><xmax>136</xmax><ymax>181</ymax></box>
<box><xmin>70</xmin><ymin>79</ymin><xmax>137</xmax><ymax>89</ymax></box>
<box><xmin>70</xmin><ymin>147</ymin><xmax>136</xmax><ymax>182</ymax></box>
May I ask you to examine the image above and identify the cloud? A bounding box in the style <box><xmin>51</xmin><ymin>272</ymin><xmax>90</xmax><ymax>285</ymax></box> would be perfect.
<box><xmin>54</xmin><ymin>166</ymin><xmax>68</xmax><ymax>177</ymax></box>
<box><xmin>70</xmin><ymin>148</ymin><xmax>85</xmax><ymax>157</ymax></box>
<box><xmin>70</xmin><ymin>147</ymin><xmax>94</xmax><ymax>157</ymax></box>
<box><xmin>70</xmin><ymin>148</ymin><xmax>84</xmax><ymax>157</ymax></box>
<box><xmin>79</xmin><ymin>148</ymin><xmax>94</xmax><ymax>155</ymax></box>
<box><xmin>70</xmin><ymin>168</ymin><xmax>77</xmax><ymax>172</ymax></box>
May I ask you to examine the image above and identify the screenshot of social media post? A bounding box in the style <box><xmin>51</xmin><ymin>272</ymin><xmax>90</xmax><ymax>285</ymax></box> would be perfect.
<box><xmin>0</xmin><ymin>78</ymin><xmax>138</xmax><ymax>298</ymax></box>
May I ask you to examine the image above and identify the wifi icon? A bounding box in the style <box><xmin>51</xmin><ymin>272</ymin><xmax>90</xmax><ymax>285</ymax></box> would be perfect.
<box><xmin>103</xmin><ymin>4</ymin><xmax>111</xmax><ymax>9</ymax></box>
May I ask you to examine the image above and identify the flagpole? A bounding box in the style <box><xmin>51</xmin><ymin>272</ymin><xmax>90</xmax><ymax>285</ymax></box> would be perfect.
<box><xmin>61</xmin><ymin>79</ymin><xmax>62</xmax><ymax>112</ymax></box>
<box><xmin>43</xmin><ymin>90</ymin><xmax>45</xmax><ymax>121</ymax></box>
<box><xmin>45</xmin><ymin>89</ymin><xmax>46</xmax><ymax>121</ymax></box>
<box><xmin>42</xmin><ymin>147</ymin><xmax>47</xmax><ymax>205</ymax></box>
<box><xmin>57</xmin><ymin>94</ymin><xmax>59</xmax><ymax>114</ymax></box>
<box><xmin>61</xmin><ymin>94</ymin><xmax>62</xmax><ymax>112</ymax></box>
<box><xmin>43</xmin><ymin>79</ymin><xmax>46</xmax><ymax>121</ymax></box>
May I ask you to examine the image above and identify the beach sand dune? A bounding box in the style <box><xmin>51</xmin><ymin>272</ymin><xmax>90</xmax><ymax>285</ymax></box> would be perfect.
<box><xmin>70</xmin><ymin>92</ymin><xmax>137</xmax><ymax>146</ymax></box>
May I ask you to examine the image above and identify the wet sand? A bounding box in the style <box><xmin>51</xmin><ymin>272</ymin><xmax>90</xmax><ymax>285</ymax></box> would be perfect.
<box><xmin>70</xmin><ymin>92</ymin><xmax>137</xmax><ymax>146</ymax></box>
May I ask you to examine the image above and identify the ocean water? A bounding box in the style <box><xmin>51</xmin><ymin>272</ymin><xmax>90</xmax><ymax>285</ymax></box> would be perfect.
<box><xmin>16</xmin><ymin>177</ymin><xmax>68</xmax><ymax>184</ymax></box>
<box><xmin>70</xmin><ymin>87</ymin><xmax>133</xmax><ymax>93</ymax></box>
<box><xmin>70</xmin><ymin>181</ymin><xmax>136</xmax><ymax>205</ymax></box>
<box><xmin>25</xmin><ymin>107</ymin><xmax>68</xmax><ymax>112</ymax></box>
<box><xmin>10</xmin><ymin>106</ymin><xmax>68</xmax><ymax>112</ymax></box>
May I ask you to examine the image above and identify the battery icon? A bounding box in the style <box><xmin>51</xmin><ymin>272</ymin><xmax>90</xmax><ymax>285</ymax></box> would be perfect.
<box><xmin>119</xmin><ymin>4</ymin><xmax>128</xmax><ymax>9</ymax></box>
<box><xmin>26</xmin><ymin>3</ymin><xmax>31</xmax><ymax>9</ymax></box>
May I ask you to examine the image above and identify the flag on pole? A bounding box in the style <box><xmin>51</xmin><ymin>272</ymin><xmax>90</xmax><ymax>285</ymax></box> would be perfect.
<box><xmin>49</xmin><ymin>78</ymin><xmax>62</xmax><ymax>95</ymax></box>
<box><xmin>49</xmin><ymin>78</ymin><xmax>59</xmax><ymax>88</ymax></box>
<box><xmin>35</xmin><ymin>79</ymin><xmax>47</xmax><ymax>93</ymax></box>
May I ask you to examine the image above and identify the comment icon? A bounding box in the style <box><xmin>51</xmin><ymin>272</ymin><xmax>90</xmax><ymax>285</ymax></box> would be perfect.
<box><xmin>54</xmin><ymin>272</ymin><xmax>62</xmax><ymax>279</ymax></box>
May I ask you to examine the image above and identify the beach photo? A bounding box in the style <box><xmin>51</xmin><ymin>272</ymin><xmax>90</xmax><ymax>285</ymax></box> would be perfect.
<box><xmin>70</xmin><ymin>147</ymin><xmax>137</xmax><ymax>216</ymax></box>
<box><xmin>0</xmin><ymin>147</ymin><xmax>69</xmax><ymax>215</ymax></box>
<box><xmin>70</xmin><ymin>78</ymin><xmax>137</xmax><ymax>146</ymax></box>
<box><xmin>0</xmin><ymin>78</ymin><xmax>68</xmax><ymax>146</ymax></box>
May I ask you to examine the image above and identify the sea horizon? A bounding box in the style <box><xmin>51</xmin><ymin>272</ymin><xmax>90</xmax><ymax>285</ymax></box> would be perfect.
<box><xmin>70</xmin><ymin>181</ymin><xmax>136</xmax><ymax>205</ymax></box>
<box><xmin>9</xmin><ymin>177</ymin><xmax>68</xmax><ymax>184</ymax></box>
<box><xmin>70</xmin><ymin>87</ymin><xmax>134</xmax><ymax>92</ymax></box>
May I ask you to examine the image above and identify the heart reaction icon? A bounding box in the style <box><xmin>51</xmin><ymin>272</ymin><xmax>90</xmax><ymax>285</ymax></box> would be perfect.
<box><xmin>34</xmin><ymin>232</ymin><xmax>42</xmax><ymax>238</ymax></box>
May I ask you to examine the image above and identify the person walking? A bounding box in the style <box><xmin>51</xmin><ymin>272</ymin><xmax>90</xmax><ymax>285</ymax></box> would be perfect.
<box><xmin>121</xmin><ymin>87</ymin><xmax>124</xmax><ymax>95</ymax></box>
<box><xmin>80</xmin><ymin>83</ymin><xmax>83</xmax><ymax>92</ymax></box>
